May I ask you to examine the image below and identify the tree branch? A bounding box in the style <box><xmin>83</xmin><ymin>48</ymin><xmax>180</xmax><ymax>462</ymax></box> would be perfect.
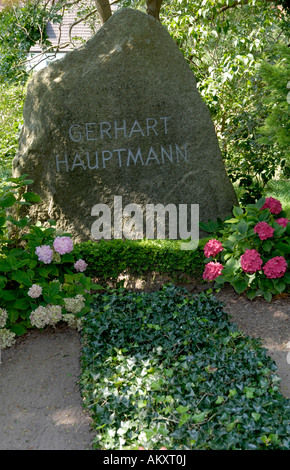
<box><xmin>68</xmin><ymin>7</ymin><xmax>99</xmax><ymax>43</ymax></box>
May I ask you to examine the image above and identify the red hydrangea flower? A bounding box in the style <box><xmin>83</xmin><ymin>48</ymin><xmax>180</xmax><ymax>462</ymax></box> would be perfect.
<box><xmin>263</xmin><ymin>256</ymin><xmax>287</xmax><ymax>279</ymax></box>
<box><xmin>261</xmin><ymin>197</ymin><xmax>282</xmax><ymax>214</ymax></box>
<box><xmin>276</xmin><ymin>218</ymin><xmax>289</xmax><ymax>228</ymax></box>
<box><xmin>202</xmin><ymin>262</ymin><xmax>223</xmax><ymax>281</ymax></box>
<box><xmin>240</xmin><ymin>249</ymin><xmax>263</xmax><ymax>274</ymax></box>
<box><xmin>204</xmin><ymin>239</ymin><xmax>223</xmax><ymax>258</ymax></box>
<box><xmin>254</xmin><ymin>221</ymin><xmax>274</xmax><ymax>240</ymax></box>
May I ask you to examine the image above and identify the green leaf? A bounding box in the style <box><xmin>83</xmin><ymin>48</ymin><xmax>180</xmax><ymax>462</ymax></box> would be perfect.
<box><xmin>215</xmin><ymin>395</ymin><xmax>224</xmax><ymax>404</ymax></box>
<box><xmin>0</xmin><ymin>277</ymin><xmax>6</xmax><ymax>289</ymax></box>
<box><xmin>224</xmin><ymin>218</ymin><xmax>239</xmax><ymax>224</ymax></box>
<box><xmin>272</xmin><ymin>279</ymin><xmax>286</xmax><ymax>294</ymax></box>
<box><xmin>246</xmin><ymin>289</ymin><xmax>258</xmax><ymax>300</ymax></box>
<box><xmin>232</xmin><ymin>279</ymin><xmax>248</xmax><ymax>294</ymax></box>
<box><xmin>0</xmin><ymin>193</ymin><xmax>16</xmax><ymax>208</ymax></box>
<box><xmin>178</xmin><ymin>413</ymin><xmax>191</xmax><ymax>427</ymax></box>
<box><xmin>192</xmin><ymin>411</ymin><xmax>208</xmax><ymax>423</ymax></box>
<box><xmin>222</xmin><ymin>240</ymin><xmax>235</xmax><ymax>251</ymax></box>
<box><xmin>8</xmin><ymin>309</ymin><xmax>19</xmax><ymax>323</ymax></box>
<box><xmin>255</xmin><ymin>197</ymin><xmax>266</xmax><ymax>210</ymax></box>
<box><xmin>37</xmin><ymin>267</ymin><xmax>49</xmax><ymax>277</ymax></box>
<box><xmin>61</xmin><ymin>253</ymin><xmax>74</xmax><ymax>263</ymax></box>
<box><xmin>64</xmin><ymin>274</ymin><xmax>74</xmax><ymax>283</ymax></box>
<box><xmin>9</xmin><ymin>323</ymin><xmax>27</xmax><ymax>336</ymax></box>
<box><xmin>233</xmin><ymin>206</ymin><xmax>244</xmax><ymax>217</ymax></box>
<box><xmin>22</xmin><ymin>192</ymin><xmax>41</xmax><ymax>203</ymax></box>
<box><xmin>274</xmin><ymin>241</ymin><xmax>290</xmax><ymax>255</ymax></box>
<box><xmin>2</xmin><ymin>290</ymin><xmax>17</xmax><ymax>300</ymax></box>
<box><xmin>11</xmin><ymin>270</ymin><xmax>33</xmax><ymax>286</ymax></box>
<box><xmin>263</xmin><ymin>291</ymin><xmax>272</xmax><ymax>303</ymax></box>
<box><xmin>13</xmin><ymin>298</ymin><xmax>30</xmax><ymax>310</ymax></box>
<box><xmin>262</xmin><ymin>239</ymin><xmax>274</xmax><ymax>252</ymax></box>
<box><xmin>251</xmin><ymin>412</ymin><xmax>261</xmax><ymax>421</ymax></box>
<box><xmin>222</xmin><ymin>257</ymin><xmax>240</xmax><ymax>276</ymax></box>
<box><xmin>236</xmin><ymin>220</ymin><xmax>249</xmax><ymax>234</ymax></box>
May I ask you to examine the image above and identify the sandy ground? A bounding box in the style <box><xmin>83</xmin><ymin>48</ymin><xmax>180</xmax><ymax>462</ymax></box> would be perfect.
<box><xmin>0</xmin><ymin>325</ymin><xmax>93</xmax><ymax>450</ymax></box>
<box><xmin>0</xmin><ymin>285</ymin><xmax>289</xmax><ymax>450</ymax></box>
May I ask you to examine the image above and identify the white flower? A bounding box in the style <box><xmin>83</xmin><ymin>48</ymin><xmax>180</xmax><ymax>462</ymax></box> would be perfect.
<box><xmin>29</xmin><ymin>304</ymin><xmax>62</xmax><ymax>328</ymax></box>
<box><xmin>0</xmin><ymin>328</ymin><xmax>16</xmax><ymax>349</ymax></box>
<box><xmin>28</xmin><ymin>284</ymin><xmax>43</xmax><ymax>299</ymax></box>
<box><xmin>64</xmin><ymin>295</ymin><xmax>85</xmax><ymax>314</ymax></box>
<box><xmin>0</xmin><ymin>308</ymin><xmax>8</xmax><ymax>328</ymax></box>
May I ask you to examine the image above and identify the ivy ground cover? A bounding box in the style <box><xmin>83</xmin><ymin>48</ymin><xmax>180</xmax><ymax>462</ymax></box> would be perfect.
<box><xmin>79</xmin><ymin>285</ymin><xmax>290</xmax><ymax>450</ymax></box>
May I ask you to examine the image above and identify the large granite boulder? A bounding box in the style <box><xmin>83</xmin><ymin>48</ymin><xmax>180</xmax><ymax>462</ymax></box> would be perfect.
<box><xmin>13</xmin><ymin>7</ymin><xmax>238</xmax><ymax>242</ymax></box>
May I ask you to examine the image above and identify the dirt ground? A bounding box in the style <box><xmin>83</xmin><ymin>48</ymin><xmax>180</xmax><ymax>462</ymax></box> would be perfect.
<box><xmin>0</xmin><ymin>285</ymin><xmax>289</xmax><ymax>450</ymax></box>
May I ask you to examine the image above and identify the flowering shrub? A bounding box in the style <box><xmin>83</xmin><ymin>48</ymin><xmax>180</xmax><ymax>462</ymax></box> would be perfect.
<box><xmin>204</xmin><ymin>239</ymin><xmax>223</xmax><ymax>258</ymax></box>
<box><xmin>263</xmin><ymin>257</ymin><xmax>288</xmax><ymax>279</ymax></box>
<box><xmin>202</xmin><ymin>261</ymin><xmax>224</xmax><ymax>281</ymax></box>
<box><xmin>0</xmin><ymin>175</ymin><xmax>97</xmax><ymax>355</ymax></box>
<box><xmin>201</xmin><ymin>197</ymin><xmax>289</xmax><ymax>302</ymax></box>
<box><xmin>261</xmin><ymin>196</ymin><xmax>282</xmax><ymax>215</ymax></box>
<box><xmin>240</xmin><ymin>249</ymin><xmax>263</xmax><ymax>274</ymax></box>
<box><xmin>253</xmin><ymin>222</ymin><xmax>274</xmax><ymax>240</ymax></box>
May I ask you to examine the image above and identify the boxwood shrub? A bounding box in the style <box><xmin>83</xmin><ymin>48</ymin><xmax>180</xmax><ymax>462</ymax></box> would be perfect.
<box><xmin>80</xmin><ymin>285</ymin><xmax>290</xmax><ymax>450</ymax></box>
<box><xmin>73</xmin><ymin>238</ymin><xmax>208</xmax><ymax>285</ymax></box>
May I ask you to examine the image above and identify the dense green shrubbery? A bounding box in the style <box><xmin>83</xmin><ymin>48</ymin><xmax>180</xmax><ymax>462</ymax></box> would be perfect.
<box><xmin>0</xmin><ymin>83</ymin><xmax>26</xmax><ymax>173</ymax></box>
<box><xmin>80</xmin><ymin>285</ymin><xmax>290</xmax><ymax>450</ymax></box>
<box><xmin>73</xmin><ymin>238</ymin><xmax>207</xmax><ymax>285</ymax></box>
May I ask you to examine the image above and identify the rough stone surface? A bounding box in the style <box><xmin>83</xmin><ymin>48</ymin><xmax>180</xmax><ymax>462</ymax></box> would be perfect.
<box><xmin>13</xmin><ymin>8</ymin><xmax>237</xmax><ymax>242</ymax></box>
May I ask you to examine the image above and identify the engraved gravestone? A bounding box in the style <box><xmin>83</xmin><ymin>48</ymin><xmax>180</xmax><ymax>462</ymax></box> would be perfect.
<box><xmin>13</xmin><ymin>7</ymin><xmax>238</xmax><ymax>242</ymax></box>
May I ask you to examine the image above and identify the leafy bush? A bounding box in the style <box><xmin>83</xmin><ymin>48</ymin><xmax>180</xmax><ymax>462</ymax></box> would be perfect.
<box><xmin>80</xmin><ymin>285</ymin><xmax>290</xmax><ymax>450</ymax></box>
<box><xmin>200</xmin><ymin>197</ymin><xmax>290</xmax><ymax>302</ymax></box>
<box><xmin>73</xmin><ymin>238</ymin><xmax>207</xmax><ymax>285</ymax></box>
<box><xmin>0</xmin><ymin>175</ymin><xmax>94</xmax><ymax>348</ymax></box>
<box><xmin>258</xmin><ymin>44</ymin><xmax>290</xmax><ymax>175</ymax></box>
<box><xmin>0</xmin><ymin>82</ymin><xmax>26</xmax><ymax>171</ymax></box>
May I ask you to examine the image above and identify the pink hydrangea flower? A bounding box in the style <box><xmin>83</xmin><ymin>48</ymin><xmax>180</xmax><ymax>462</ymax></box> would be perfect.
<box><xmin>276</xmin><ymin>218</ymin><xmax>289</xmax><ymax>228</ymax></box>
<box><xmin>28</xmin><ymin>284</ymin><xmax>43</xmax><ymax>298</ymax></box>
<box><xmin>53</xmin><ymin>236</ymin><xmax>74</xmax><ymax>255</ymax></box>
<box><xmin>261</xmin><ymin>197</ymin><xmax>282</xmax><ymax>215</ymax></box>
<box><xmin>240</xmin><ymin>249</ymin><xmax>263</xmax><ymax>274</ymax></box>
<box><xmin>74</xmin><ymin>259</ymin><xmax>88</xmax><ymax>272</ymax></box>
<box><xmin>204</xmin><ymin>239</ymin><xmax>223</xmax><ymax>258</ymax></box>
<box><xmin>263</xmin><ymin>256</ymin><xmax>287</xmax><ymax>279</ymax></box>
<box><xmin>254</xmin><ymin>221</ymin><xmax>274</xmax><ymax>240</ymax></box>
<box><xmin>35</xmin><ymin>245</ymin><xmax>53</xmax><ymax>264</ymax></box>
<box><xmin>202</xmin><ymin>262</ymin><xmax>223</xmax><ymax>281</ymax></box>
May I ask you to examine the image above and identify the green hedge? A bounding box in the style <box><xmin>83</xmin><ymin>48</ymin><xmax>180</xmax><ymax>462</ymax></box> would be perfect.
<box><xmin>73</xmin><ymin>238</ymin><xmax>209</xmax><ymax>284</ymax></box>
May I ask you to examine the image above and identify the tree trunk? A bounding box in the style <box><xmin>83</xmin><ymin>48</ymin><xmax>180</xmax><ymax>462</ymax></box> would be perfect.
<box><xmin>94</xmin><ymin>0</ymin><xmax>112</xmax><ymax>25</ymax></box>
<box><xmin>146</xmin><ymin>0</ymin><xmax>163</xmax><ymax>21</ymax></box>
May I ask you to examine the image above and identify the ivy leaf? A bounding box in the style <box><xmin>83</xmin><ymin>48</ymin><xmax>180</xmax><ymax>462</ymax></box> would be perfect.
<box><xmin>215</xmin><ymin>396</ymin><xmax>224</xmax><ymax>404</ymax></box>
